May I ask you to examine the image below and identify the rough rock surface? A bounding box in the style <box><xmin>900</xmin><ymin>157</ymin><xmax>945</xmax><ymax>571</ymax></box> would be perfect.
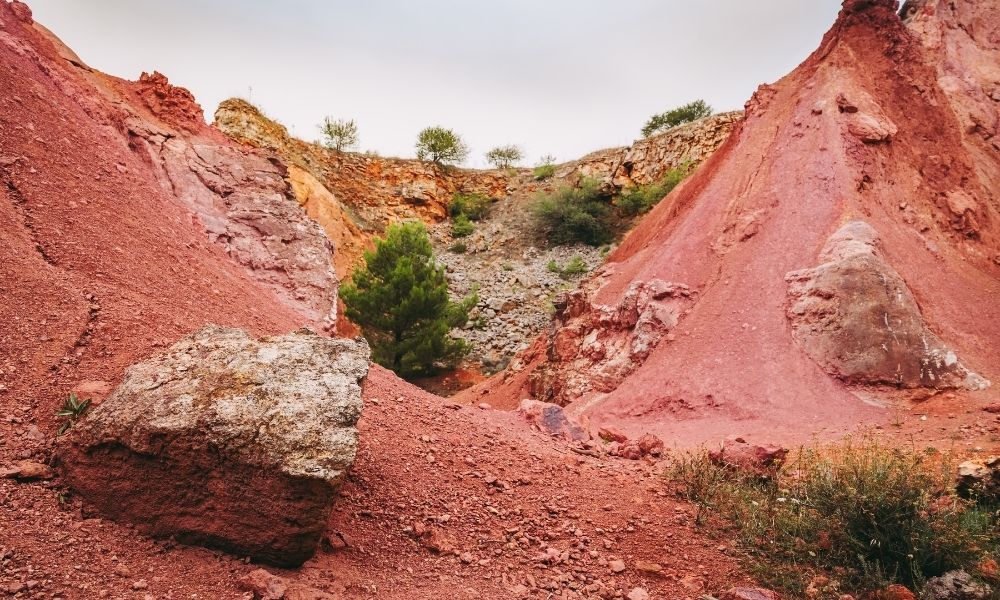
<box><xmin>786</xmin><ymin>221</ymin><xmax>988</xmax><ymax>391</ymax></box>
<box><xmin>215</xmin><ymin>99</ymin><xmax>508</xmax><ymax>233</ymax></box>
<box><xmin>513</xmin><ymin>279</ymin><xmax>694</xmax><ymax>406</ymax></box>
<box><xmin>468</xmin><ymin>0</ymin><xmax>1000</xmax><ymax>443</ymax></box>
<box><xmin>922</xmin><ymin>570</ymin><xmax>992</xmax><ymax>600</ymax></box>
<box><xmin>56</xmin><ymin>326</ymin><xmax>369</xmax><ymax>566</ymax></box>
<box><xmin>718</xmin><ymin>587</ymin><xmax>781</xmax><ymax>600</ymax></box>
<box><xmin>956</xmin><ymin>456</ymin><xmax>1000</xmax><ymax>500</ymax></box>
<box><xmin>565</xmin><ymin>112</ymin><xmax>742</xmax><ymax>188</ymax></box>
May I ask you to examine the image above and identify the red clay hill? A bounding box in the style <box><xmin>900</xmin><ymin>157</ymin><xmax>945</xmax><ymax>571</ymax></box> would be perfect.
<box><xmin>465</xmin><ymin>0</ymin><xmax>1000</xmax><ymax>445</ymax></box>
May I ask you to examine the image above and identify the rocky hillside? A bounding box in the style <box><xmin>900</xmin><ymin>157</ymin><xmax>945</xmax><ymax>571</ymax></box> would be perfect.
<box><xmin>216</xmin><ymin>101</ymin><xmax>741</xmax><ymax>373</ymax></box>
<box><xmin>466</xmin><ymin>0</ymin><xmax>1000</xmax><ymax>445</ymax></box>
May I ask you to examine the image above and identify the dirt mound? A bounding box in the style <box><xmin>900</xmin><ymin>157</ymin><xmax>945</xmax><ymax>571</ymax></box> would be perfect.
<box><xmin>468</xmin><ymin>0</ymin><xmax>1000</xmax><ymax>445</ymax></box>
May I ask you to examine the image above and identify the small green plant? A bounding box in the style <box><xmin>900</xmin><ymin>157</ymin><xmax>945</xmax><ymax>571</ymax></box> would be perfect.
<box><xmin>615</xmin><ymin>163</ymin><xmax>692</xmax><ymax>217</ymax></box>
<box><xmin>319</xmin><ymin>117</ymin><xmax>359</xmax><ymax>151</ymax></box>
<box><xmin>448</xmin><ymin>241</ymin><xmax>467</xmax><ymax>253</ymax></box>
<box><xmin>531</xmin><ymin>177</ymin><xmax>616</xmax><ymax>246</ymax></box>
<box><xmin>56</xmin><ymin>393</ymin><xmax>91</xmax><ymax>435</ymax></box>
<box><xmin>546</xmin><ymin>255</ymin><xmax>589</xmax><ymax>279</ymax></box>
<box><xmin>484</xmin><ymin>145</ymin><xmax>523</xmax><ymax>169</ymax></box>
<box><xmin>449</xmin><ymin>193</ymin><xmax>492</xmax><ymax>222</ymax></box>
<box><xmin>642</xmin><ymin>99</ymin><xmax>713</xmax><ymax>137</ymax></box>
<box><xmin>451</xmin><ymin>214</ymin><xmax>474</xmax><ymax>238</ymax></box>
<box><xmin>669</xmin><ymin>440</ymin><xmax>1000</xmax><ymax>597</ymax></box>
<box><xmin>533</xmin><ymin>154</ymin><xmax>557</xmax><ymax>180</ymax></box>
<box><xmin>415</xmin><ymin>126</ymin><xmax>470</xmax><ymax>165</ymax></box>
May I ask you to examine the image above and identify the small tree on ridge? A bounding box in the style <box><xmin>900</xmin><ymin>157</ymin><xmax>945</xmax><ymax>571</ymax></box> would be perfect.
<box><xmin>320</xmin><ymin>117</ymin><xmax>359</xmax><ymax>151</ymax></box>
<box><xmin>485</xmin><ymin>145</ymin><xmax>523</xmax><ymax>169</ymax></box>
<box><xmin>415</xmin><ymin>126</ymin><xmax>470</xmax><ymax>165</ymax></box>
<box><xmin>641</xmin><ymin>100</ymin><xmax>713</xmax><ymax>137</ymax></box>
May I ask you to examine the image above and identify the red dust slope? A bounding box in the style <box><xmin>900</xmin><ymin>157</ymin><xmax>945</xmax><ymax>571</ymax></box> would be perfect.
<box><xmin>0</xmin><ymin>0</ymin><xmax>338</xmax><ymax>444</ymax></box>
<box><xmin>471</xmin><ymin>0</ymin><xmax>1000</xmax><ymax>446</ymax></box>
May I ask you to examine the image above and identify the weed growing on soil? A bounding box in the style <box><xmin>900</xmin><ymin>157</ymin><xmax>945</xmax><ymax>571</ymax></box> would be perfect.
<box><xmin>56</xmin><ymin>393</ymin><xmax>91</xmax><ymax>435</ymax></box>
<box><xmin>669</xmin><ymin>440</ymin><xmax>1000</xmax><ymax>598</ymax></box>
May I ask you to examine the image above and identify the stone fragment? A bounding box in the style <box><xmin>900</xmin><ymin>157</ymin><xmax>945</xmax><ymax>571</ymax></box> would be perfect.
<box><xmin>923</xmin><ymin>570</ymin><xmax>992</xmax><ymax>600</ymax></box>
<box><xmin>57</xmin><ymin>326</ymin><xmax>369</xmax><ymax>566</ymax></box>
<box><xmin>956</xmin><ymin>457</ymin><xmax>1000</xmax><ymax>501</ymax></box>
<box><xmin>709</xmin><ymin>439</ymin><xmax>788</xmax><ymax>478</ymax></box>
<box><xmin>719</xmin><ymin>587</ymin><xmax>781</xmax><ymax>600</ymax></box>
<box><xmin>637</xmin><ymin>433</ymin><xmax>665</xmax><ymax>457</ymax></box>
<box><xmin>517</xmin><ymin>399</ymin><xmax>589</xmax><ymax>442</ymax></box>
<box><xmin>0</xmin><ymin>461</ymin><xmax>53</xmax><ymax>481</ymax></box>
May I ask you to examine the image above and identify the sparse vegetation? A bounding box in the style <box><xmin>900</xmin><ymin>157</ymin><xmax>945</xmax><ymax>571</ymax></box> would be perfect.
<box><xmin>641</xmin><ymin>99</ymin><xmax>713</xmax><ymax>137</ymax></box>
<box><xmin>56</xmin><ymin>393</ymin><xmax>91</xmax><ymax>435</ymax></box>
<box><xmin>319</xmin><ymin>117</ymin><xmax>359</xmax><ymax>151</ymax></box>
<box><xmin>669</xmin><ymin>440</ymin><xmax>1000</xmax><ymax>598</ymax></box>
<box><xmin>451</xmin><ymin>213</ymin><xmax>475</xmax><ymax>238</ymax></box>
<box><xmin>339</xmin><ymin>222</ymin><xmax>475</xmax><ymax>378</ymax></box>
<box><xmin>533</xmin><ymin>154</ymin><xmax>557</xmax><ymax>180</ymax></box>
<box><xmin>546</xmin><ymin>255</ymin><xmax>589</xmax><ymax>279</ymax></box>
<box><xmin>530</xmin><ymin>177</ymin><xmax>615</xmax><ymax>246</ymax></box>
<box><xmin>415</xmin><ymin>126</ymin><xmax>470</xmax><ymax>165</ymax></box>
<box><xmin>448</xmin><ymin>241</ymin><xmax>467</xmax><ymax>253</ymax></box>
<box><xmin>615</xmin><ymin>162</ymin><xmax>692</xmax><ymax>216</ymax></box>
<box><xmin>484</xmin><ymin>145</ymin><xmax>523</xmax><ymax>169</ymax></box>
<box><xmin>449</xmin><ymin>192</ymin><xmax>491</xmax><ymax>222</ymax></box>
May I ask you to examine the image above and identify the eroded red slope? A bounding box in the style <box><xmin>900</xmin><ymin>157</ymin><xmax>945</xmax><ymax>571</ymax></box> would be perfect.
<box><xmin>471</xmin><ymin>0</ymin><xmax>1000</xmax><ymax>446</ymax></box>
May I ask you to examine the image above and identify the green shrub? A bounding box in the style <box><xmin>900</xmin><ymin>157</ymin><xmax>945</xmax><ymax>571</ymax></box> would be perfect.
<box><xmin>450</xmin><ymin>193</ymin><xmax>492</xmax><ymax>221</ymax></box>
<box><xmin>531</xmin><ymin>178</ymin><xmax>615</xmax><ymax>246</ymax></box>
<box><xmin>533</xmin><ymin>164</ymin><xmax>556</xmax><ymax>180</ymax></box>
<box><xmin>533</xmin><ymin>154</ymin><xmax>557</xmax><ymax>180</ymax></box>
<box><xmin>339</xmin><ymin>222</ymin><xmax>475</xmax><ymax>378</ymax></box>
<box><xmin>546</xmin><ymin>255</ymin><xmax>589</xmax><ymax>279</ymax></box>
<box><xmin>669</xmin><ymin>440</ymin><xmax>1000</xmax><ymax>597</ymax></box>
<box><xmin>415</xmin><ymin>126</ymin><xmax>469</xmax><ymax>165</ymax></box>
<box><xmin>448</xmin><ymin>241</ymin><xmax>467</xmax><ymax>253</ymax></box>
<box><xmin>451</xmin><ymin>214</ymin><xmax>474</xmax><ymax>238</ymax></box>
<box><xmin>616</xmin><ymin>163</ymin><xmax>692</xmax><ymax>217</ymax></box>
<box><xmin>641</xmin><ymin>100</ymin><xmax>713</xmax><ymax>137</ymax></box>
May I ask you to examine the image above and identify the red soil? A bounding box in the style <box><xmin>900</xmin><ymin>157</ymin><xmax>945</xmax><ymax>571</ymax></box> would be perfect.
<box><xmin>469</xmin><ymin>0</ymin><xmax>1000</xmax><ymax>451</ymax></box>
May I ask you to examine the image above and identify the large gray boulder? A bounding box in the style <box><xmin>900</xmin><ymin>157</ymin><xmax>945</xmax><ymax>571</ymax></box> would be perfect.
<box><xmin>56</xmin><ymin>326</ymin><xmax>369</xmax><ymax>566</ymax></box>
<box><xmin>785</xmin><ymin>221</ymin><xmax>988</xmax><ymax>390</ymax></box>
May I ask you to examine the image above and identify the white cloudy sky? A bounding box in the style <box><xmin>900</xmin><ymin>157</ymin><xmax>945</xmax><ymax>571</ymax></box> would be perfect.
<box><xmin>28</xmin><ymin>0</ymin><xmax>842</xmax><ymax>167</ymax></box>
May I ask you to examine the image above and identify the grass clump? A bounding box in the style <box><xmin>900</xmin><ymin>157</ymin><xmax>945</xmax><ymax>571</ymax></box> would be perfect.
<box><xmin>546</xmin><ymin>255</ymin><xmax>589</xmax><ymax>279</ymax></box>
<box><xmin>669</xmin><ymin>440</ymin><xmax>1000</xmax><ymax>598</ymax></box>
<box><xmin>616</xmin><ymin>162</ymin><xmax>692</xmax><ymax>217</ymax></box>
<box><xmin>448</xmin><ymin>241</ymin><xmax>467</xmax><ymax>253</ymax></box>
<box><xmin>56</xmin><ymin>393</ymin><xmax>91</xmax><ymax>435</ymax></box>
<box><xmin>451</xmin><ymin>214</ymin><xmax>475</xmax><ymax>238</ymax></box>
<box><xmin>531</xmin><ymin>177</ymin><xmax>615</xmax><ymax>246</ymax></box>
<box><xmin>450</xmin><ymin>192</ymin><xmax>492</xmax><ymax>222</ymax></box>
<box><xmin>533</xmin><ymin>154</ymin><xmax>557</xmax><ymax>180</ymax></box>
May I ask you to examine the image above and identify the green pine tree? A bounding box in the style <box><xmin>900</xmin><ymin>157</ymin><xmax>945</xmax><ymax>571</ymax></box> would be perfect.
<box><xmin>339</xmin><ymin>221</ymin><xmax>475</xmax><ymax>378</ymax></box>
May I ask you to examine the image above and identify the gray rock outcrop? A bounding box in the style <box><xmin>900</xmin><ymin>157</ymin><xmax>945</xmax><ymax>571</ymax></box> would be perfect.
<box><xmin>57</xmin><ymin>326</ymin><xmax>369</xmax><ymax>566</ymax></box>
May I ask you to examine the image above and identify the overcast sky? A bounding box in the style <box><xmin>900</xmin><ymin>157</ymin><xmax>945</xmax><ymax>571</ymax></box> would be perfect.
<box><xmin>28</xmin><ymin>0</ymin><xmax>842</xmax><ymax>167</ymax></box>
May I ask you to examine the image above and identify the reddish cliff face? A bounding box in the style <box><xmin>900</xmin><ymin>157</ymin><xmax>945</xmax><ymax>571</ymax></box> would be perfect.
<box><xmin>470</xmin><ymin>0</ymin><xmax>1000</xmax><ymax>444</ymax></box>
<box><xmin>0</xmin><ymin>0</ymin><xmax>337</xmax><ymax>438</ymax></box>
